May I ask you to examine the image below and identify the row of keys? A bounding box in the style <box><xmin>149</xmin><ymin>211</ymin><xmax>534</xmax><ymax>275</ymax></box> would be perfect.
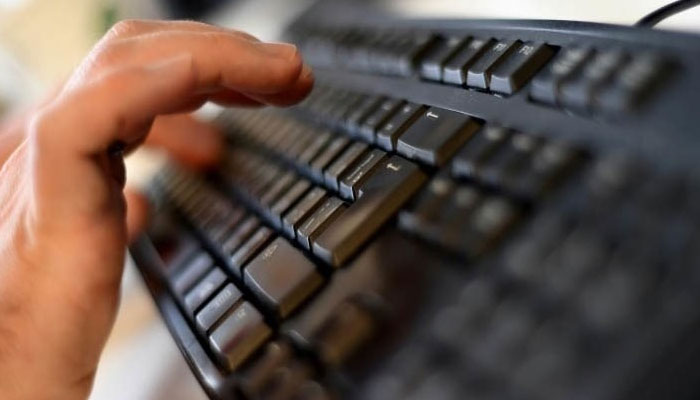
<box><xmin>530</xmin><ymin>47</ymin><xmax>670</xmax><ymax>114</ymax></box>
<box><xmin>297</xmin><ymin>85</ymin><xmax>483</xmax><ymax>167</ymax></box>
<box><xmin>293</xmin><ymin>26</ymin><xmax>555</xmax><ymax>96</ymax></box>
<box><xmin>159</xmin><ymin>177</ymin><xmax>277</xmax><ymax>371</ymax></box>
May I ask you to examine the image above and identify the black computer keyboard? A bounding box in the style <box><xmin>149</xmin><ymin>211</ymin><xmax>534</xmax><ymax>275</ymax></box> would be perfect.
<box><xmin>130</xmin><ymin>1</ymin><xmax>700</xmax><ymax>399</ymax></box>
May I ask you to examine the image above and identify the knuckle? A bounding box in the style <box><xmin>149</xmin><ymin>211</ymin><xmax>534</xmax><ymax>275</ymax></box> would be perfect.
<box><xmin>27</xmin><ymin>106</ymin><xmax>58</xmax><ymax>149</ymax></box>
<box><xmin>90</xmin><ymin>39</ymin><xmax>128</xmax><ymax>69</ymax></box>
<box><xmin>106</xmin><ymin>19</ymin><xmax>148</xmax><ymax>39</ymax></box>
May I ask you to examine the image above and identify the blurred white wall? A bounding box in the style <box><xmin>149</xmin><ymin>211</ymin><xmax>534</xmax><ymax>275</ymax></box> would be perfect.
<box><xmin>389</xmin><ymin>0</ymin><xmax>700</xmax><ymax>29</ymax></box>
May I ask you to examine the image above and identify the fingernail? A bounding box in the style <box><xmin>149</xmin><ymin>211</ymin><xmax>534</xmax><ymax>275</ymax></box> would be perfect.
<box><xmin>148</xmin><ymin>53</ymin><xmax>193</xmax><ymax>73</ymax></box>
<box><xmin>301</xmin><ymin>63</ymin><xmax>314</xmax><ymax>80</ymax></box>
<box><xmin>259</xmin><ymin>42</ymin><xmax>299</xmax><ymax>60</ymax></box>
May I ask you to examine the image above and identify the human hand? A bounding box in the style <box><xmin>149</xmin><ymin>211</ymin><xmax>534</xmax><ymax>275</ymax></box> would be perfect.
<box><xmin>0</xmin><ymin>20</ymin><xmax>312</xmax><ymax>400</ymax></box>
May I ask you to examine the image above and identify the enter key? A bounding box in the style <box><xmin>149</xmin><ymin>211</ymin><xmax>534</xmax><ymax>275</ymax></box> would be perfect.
<box><xmin>312</xmin><ymin>156</ymin><xmax>427</xmax><ymax>267</ymax></box>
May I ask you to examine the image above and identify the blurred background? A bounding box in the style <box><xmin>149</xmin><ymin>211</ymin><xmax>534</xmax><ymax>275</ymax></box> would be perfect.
<box><xmin>0</xmin><ymin>0</ymin><xmax>697</xmax><ymax>399</ymax></box>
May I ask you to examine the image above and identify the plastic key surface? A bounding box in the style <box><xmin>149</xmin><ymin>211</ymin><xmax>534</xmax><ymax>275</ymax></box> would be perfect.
<box><xmin>442</xmin><ymin>37</ymin><xmax>492</xmax><ymax>85</ymax></box>
<box><xmin>196</xmin><ymin>283</ymin><xmax>242</xmax><ymax>332</ymax></box>
<box><xmin>396</xmin><ymin>107</ymin><xmax>481</xmax><ymax>166</ymax></box>
<box><xmin>209</xmin><ymin>301</ymin><xmax>272</xmax><ymax>371</ymax></box>
<box><xmin>490</xmin><ymin>42</ymin><xmax>555</xmax><ymax>95</ymax></box>
<box><xmin>244</xmin><ymin>237</ymin><xmax>324</xmax><ymax>318</ymax></box>
<box><xmin>375</xmin><ymin>102</ymin><xmax>426</xmax><ymax>151</ymax></box>
<box><xmin>312</xmin><ymin>156</ymin><xmax>427</xmax><ymax>267</ymax></box>
<box><xmin>466</xmin><ymin>40</ymin><xmax>520</xmax><ymax>89</ymax></box>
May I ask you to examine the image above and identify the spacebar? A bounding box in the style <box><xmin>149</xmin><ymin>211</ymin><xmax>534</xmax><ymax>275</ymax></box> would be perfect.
<box><xmin>312</xmin><ymin>156</ymin><xmax>426</xmax><ymax>267</ymax></box>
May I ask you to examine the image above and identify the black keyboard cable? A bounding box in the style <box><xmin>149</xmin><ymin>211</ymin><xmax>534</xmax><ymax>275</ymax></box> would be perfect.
<box><xmin>636</xmin><ymin>0</ymin><xmax>700</xmax><ymax>27</ymax></box>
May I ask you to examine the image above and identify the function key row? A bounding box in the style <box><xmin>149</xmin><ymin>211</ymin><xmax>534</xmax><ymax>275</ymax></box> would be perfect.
<box><xmin>530</xmin><ymin>47</ymin><xmax>671</xmax><ymax>114</ymax></box>
<box><xmin>420</xmin><ymin>37</ymin><xmax>555</xmax><ymax>95</ymax></box>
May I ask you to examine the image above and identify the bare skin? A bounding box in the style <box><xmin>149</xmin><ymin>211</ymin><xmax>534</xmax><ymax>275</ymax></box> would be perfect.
<box><xmin>0</xmin><ymin>20</ymin><xmax>313</xmax><ymax>400</ymax></box>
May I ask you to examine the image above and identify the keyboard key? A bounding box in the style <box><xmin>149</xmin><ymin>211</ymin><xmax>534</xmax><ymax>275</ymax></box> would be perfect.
<box><xmin>339</xmin><ymin>149</ymin><xmax>387</xmax><ymax>200</ymax></box>
<box><xmin>196</xmin><ymin>283</ymin><xmax>242</xmax><ymax>332</ymax></box>
<box><xmin>171</xmin><ymin>252</ymin><xmax>214</xmax><ymax>294</ymax></box>
<box><xmin>375</xmin><ymin>102</ymin><xmax>426</xmax><ymax>151</ymax></box>
<box><xmin>207</xmin><ymin>208</ymin><xmax>246</xmax><ymax>244</ymax></box>
<box><xmin>259</xmin><ymin>171</ymin><xmax>297</xmax><ymax>208</ymax></box>
<box><xmin>163</xmin><ymin>234</ymin><xmax>199</xmax><ymax>273</ymax></box>
<box><xmin>229</xmin><ymin>227</ymin><xmax>274</xmax><ymax>277</ymax></box>
<box><xmin>442</xmin><ymin>37</ymin><xmax>492</xmax><ymax>85</ymax></box>
<box><xmin>209</xmin><ymin>301</ymin><xmax>272</xmax><ymax>371</ymax></box>
<box><xmin>490</xmin><ymin>42</ymin><xmax>555</xmax><ymax>95</ymax></box>
<box><xmin>269</xmin><ymin>179</ymin><xmax>312</xmax><ymax>226</ymax></box>
<box><xmin>393</xmin><ymin>33</ymin><xmax>440</xmax><ymax>76</ymax></box>
<box><xmin>284</xmin><ymin>128</ymin><xmax>316</xmax><ymax>161</ymax></box>
<box><xmin>344</xmin><ymin>96</ymin><xmax>383</xmax><ymax>135</ymax></box>
<box><xmin>313</xmin><ymin>156</ymin><xmax>427</xmax><ymax>266</ymax></box>
<box><xmin>328</xmin><ymin>94</ymin><xmax>363</xmax><ymax>128</ymax></box>
<box><xmin>244</xmin><ymin>237</ymin><xmax>324</xmax><ymax>318</ymax></box>
<box><xmin>559</xmin><ymin>50</ymin><xmax>628</xmax><ymax>112</ymax></box>
<box><xmin>297</xmin><ymin>130</ymin><xmax>333</xmax><ymax>167</ymax></box>
<box><xmin>466</xmin><ymin>40</ymin><xmax>520</xmax><ymax>89</ymax></box>
<box><xmin>222</xmin><ymin>216</ymin><xmax>260</xmax><ymax>255</ymax></box>
<box><xmin>419</xmin><ymin>37</ymin><xmax>466</xmax><ymax>81</ymax></box>
<box><xmin>184</xmin><ymin>268</ymin><xmax>227</xmax><ymax>313</ymax></box>
<box><xmin>358</xmin><ymin>98</ymin><xmax>403</xmax><ymax>142</ymax></box>
<box><xmin>396</xmin><ymin>107</ymin><xmax>481</xmax><ymax>166</ymax></box>
<box><xmin>451</xmin><ymin>125</ymin><xmax>511</xmax><ymax>180</ymax></box>
<box><xmin>309</xmin><ymin>136</ymin><xmax>351</xmax><ymax>182</ymax></box>
<box><xmin>530</xmin><ymin>48</ymin><xmax>593</xmax><ymax>105</ymax></box>
<box><xmin>323</xmin><ymin>142</ymin><xmax>369</xmax><ymax>191</ymax></box>
<box><xmin>282</xmin><ymin>187</ymin><xmax>328</xmax><ymax>239</ymax></box>
<box><xmin>248</xmin><ymin>163</ymin><xmax>282</xmax><ymax>199</ymax></box>
<box><xmin>507</xmin><ymin>142</ymin><xmax>579</xmax><ymax>199</ymax></box>
<box><xmin>297</xmin><ymin>197</ymin><xmax>347</xmax><ymax>250</ymax></box>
